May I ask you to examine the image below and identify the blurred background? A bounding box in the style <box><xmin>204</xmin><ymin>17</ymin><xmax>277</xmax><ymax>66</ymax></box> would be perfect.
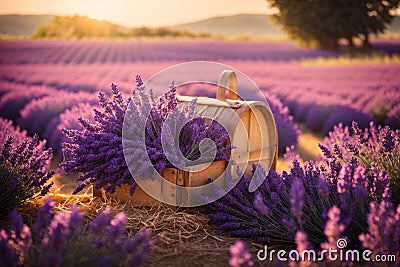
<box><xmin>0</xmin><ymin>0</ymin><xmax>399</xmax><ymax>180</ymax></box>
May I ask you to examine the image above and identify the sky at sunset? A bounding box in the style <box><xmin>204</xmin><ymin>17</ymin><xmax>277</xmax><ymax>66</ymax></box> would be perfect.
<box><xmin>0</xmin><ymin>0</ymin><xmax>275</xmax><ymax>27</ymax></box>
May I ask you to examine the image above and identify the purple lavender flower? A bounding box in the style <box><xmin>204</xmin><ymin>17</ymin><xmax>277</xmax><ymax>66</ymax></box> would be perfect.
<box><xmin>317</xmin><ymin>178</ymin><xmax>330</xmax><ymax>200</ymax></box>
<box><xmin>320</xmin><ymin>121</ymin><xmax>400</xmax><ymax>204</ymax></box>
<box><xmin>106</xmin><ymin>212</ymin><xmax>126</xmax><ymax>244</ymax></box>
<box><xmin>123</xmin><ymin>229</ymin><xmax>153</xmax><ymax>267</ymax></box>
<box><xmin>0</xmin><ymin>117</ymin><xmax>28</xmax><ymax>145</ymax></box>
<box><xmin>33</xmin><ymin>198</ymin><xmax>55</xmax><ymax>242</ymax></box>
<box><xmin>282</xmin><ymin>216</ymin><xmax>297</xmax><ymax>233</ymax></box>
<box><xmin>289</xmin><ymin>231</ymin><xmax>313</xmax><ymax>267</ymax></box>
<box><xmin>254</xmin><ymin>192</ymin><xmax>271</xmax><ymax>216</ymax></box>
<box><xmin>0</xmin><ymin>85</ymin><xmax>57</xmax><ymax>121</ymax></box>
<box><xmin>62</xmin><ymin>78</ymin><xmax>232</xmax><ymax>196</ymax></box>
<box><xmin>359</xmin><ymin>201</ymin><xmax>400</xmax><ymax>259</ymax></box>
<box><xmin>306</xmin><ymin>104</ymin><xmax>345</xmax><ymax>132</ymax></box>
<box><xmin>0</xmin><ymin>229</ymin><xmax>20</xmax><ymax>267</ymax></box>
<box><xmin>385</xmin><ymin>104</ymin><xmax>400</xmax><ymax>129</ymax></box>
<box><xmin>206</xmin><ymin>156</ymin><xmax>391</xmax><ymax>248</ymax></box>
<box><xmin>322</xmin><ymin>107</ymin><xmax>374</xmax><ymax>136</ymax></box>
<box><xmin>284</xmin><ymin>145</ymin><xmax>301</xmax><ymax>164</ymax></box>
<box><xmin>321</xmin><ymin>206</ymin><xmax>345</xmax><ymax>251</ymax></box>
<box><xmin>0</xmin><ymin>121</ymin><xmax>54</xmax><ymax>215</ymax></box>
<box><xmin>295</xmin><ymin>231</ymin><xmax>311</xmax><ymax>253</ymax></box>
<box><xmin>18</xmin><ymin>92</ymin><xmax>97</xmax><ymax>136</ymax></box>
<box><xmin>290</xmin><ymin>178</ymin><xmax>305</xmax><ymax>221</ymax></box>
<box><xmin>90</xmin><ymin>207</ymin><xmax>111</xmax><ymax>235</ymax></box>
<box><xmin>40</xmin><ymin>210</ymin><xmax>79</xmax><ymax>266</ymax></box>
<box><xmin>267</xmin><ymin>95</ymin><xmax>300</xmax><ymax>155</ymax></box>
<box><xmin>43</xmin><ymin>103</ymin><xmax>95</xmax><ymax>156</ymax></box>
<box><xmin>0</xmin><ymin>200</ymin><xmax>153</xmax><ymax>267</ymax></box>
<box><xmin>9</xmin><ymin>209</ymin><xmax>32</xmax><ymax>258</ymax></box>
<box><xmin>229</xmin><ymin>241</ymin><xmax>254</xmax><ymax>267</ymax></box>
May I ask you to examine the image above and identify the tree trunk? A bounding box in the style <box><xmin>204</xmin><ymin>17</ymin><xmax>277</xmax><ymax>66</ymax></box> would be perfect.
<box><xmin>363</xmin><ymin>33</ymin><xmax>371</xmax><ymax>49</ymax></box>
<box><xmin>319</xmin><ymin>37</ymin><xmax>339</xmax><ymax>50</ymax></box>
<box><xmin>348</xmin><ymin>37</ymin><xmax>355</xmax><ymax>48</ymax></box>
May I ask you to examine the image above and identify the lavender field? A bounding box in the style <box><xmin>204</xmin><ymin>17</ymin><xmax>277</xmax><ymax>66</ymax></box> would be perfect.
<box><xmin>1</xmin><ymin>39</ymin><xmax>400</xmax><ymax>266</ymax></box>
<box><xmin>0</xmin><ymin>40</ymin><xmax>399</xmax><ymax>155</ymax></box>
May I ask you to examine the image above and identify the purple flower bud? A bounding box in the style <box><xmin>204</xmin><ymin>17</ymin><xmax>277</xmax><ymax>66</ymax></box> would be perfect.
<box><xmin>321</xmin><ymin>206</ymin><xmax>345</xmax><ymax>251</ymax></box>
<box><xmin>229</xmin><ymin>241</ymin><xmax>254</xmax><ymax>267</ymax></box>
<box><xmin>290</xmin><ymin>178</ymin><xmax>304</xmax><ymax>220</ymax></box>
<box><xmin>254</xmin><ymin>193</ymin><xmax>271</xmax><ymax>216</ymax></box>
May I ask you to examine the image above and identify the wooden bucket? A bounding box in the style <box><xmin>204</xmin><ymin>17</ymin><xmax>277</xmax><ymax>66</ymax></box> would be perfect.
<box><xmin>93</xmin><ymin>70</ymin><xmax>278</xmax><ymax>206</ymax></box>
<box><xmin>178</xmin><ymin>70</ymin><xmax>278</xmax><ymax>177</ymax></box>
<box><xmin>93</xmin><ymin>160</ymin><xmax>226</xmax><ymax>206</ymax></box>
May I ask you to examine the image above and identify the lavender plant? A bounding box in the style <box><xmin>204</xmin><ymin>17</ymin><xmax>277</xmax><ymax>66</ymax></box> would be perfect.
<box><xmin>385</xmin><ymin>104</ymin><xmax>400</xmax><ymax>130</ymax></box>
<box><xmin>362</xmin><ymin>88</ymin><xmax>400</xmax><ymax>125</ymax></box>
<box><xmin>0</xmin><ymin>117</ymin><xmax>28</xmax><ymax>145</ymax></box>
<box><xmin>0</xmin><ymin>118</ymin><xmax>54</xmax><ymax>216</ymax></box>
<box><xmin>0</xmin><ymin>198</ymin><xmax>153</xmax><ymax>267</ymax></box>
<box><xmin>266</xmin><ymin>95</ymin><xmax>300</xmax><ymax>155</ymax></box>
<box><xmin>320</xmin><ymin>121</ymin><xmax>400</xmax><ymax>204</ymax></box>
<box><xmin>359</xmin><ymin>200</ymin><xmax>400</xmax><ymax>259</ymax></box>
<box><xmin>43</xmin><ymin>103</ymin><xmax>95</xmax><ymax>156</ymax></box>
<box><xmin>322</xmin><ymin>108</ymin><xmax>374</xmax><ymax>135</ymax></box>
<box><xmin>306</xmin><ymin>104</ymin><xmax>347</xmax><ymax>132</ymax></box>
<box><xmin>18</xmin><ymin>92</ymin><xmax>97</xmax><ymax>136</ymax></box>
<box><xmin>278</xmin><ymin>200</ymin><xmax>399</xmax><ymax>264</ymax></box>
<box><xmin>290</xmin><ymin>231</ymin><xmax>313</xmax><ymax>267</ymax></box>
<box><xmin>0</xmin><ymin>86</ymin><xmax>56</xmax><ymax>121</ymax></box>
<box><xmin>62</xmin><ymin>76</ymin><xmax>231</xmax><ymax>195</ymax></box>
<box><xmin>206</xmin><ymin>158</ymin><xmax>390</xmax><ymax>248</ymax></box>
<box><xmin>229</xmin><ymin>240</ymin><xmax>254</xmax><ymax>267</ymax></box>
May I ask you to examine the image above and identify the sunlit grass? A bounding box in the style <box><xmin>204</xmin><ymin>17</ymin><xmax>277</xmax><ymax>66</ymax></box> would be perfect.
<box><xmin>276</xmin><ymin>124</ymin><xmax>323</xmax><ymax>173</ymax></box>
<box><xmin>298</xmin><ymin>52</ymin><xmax>400</xmax><ymax>66</ymax></box>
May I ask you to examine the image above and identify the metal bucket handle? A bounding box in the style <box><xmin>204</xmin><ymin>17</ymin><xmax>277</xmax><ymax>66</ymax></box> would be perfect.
<box><xmin>217</xmin><ymin>70</ymin><xmax>238</xmax><ymax>101</ymax></box>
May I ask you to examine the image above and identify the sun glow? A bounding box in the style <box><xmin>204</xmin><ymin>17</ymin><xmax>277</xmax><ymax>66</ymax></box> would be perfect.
<box><xmin>87</xmin><ymin>15</ymin><xmax>105</xmax><ymax>22</ymax></box>
<box><xmin>0</xmin><ymin>0</ymin><xmax>272</xmax><ymax>27</ymax></box>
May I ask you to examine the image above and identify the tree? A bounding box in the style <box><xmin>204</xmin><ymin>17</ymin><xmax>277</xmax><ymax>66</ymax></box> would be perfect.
<box><xmin>267</xmin><ymin>0</ymin><xmax>400</xmax><ymax>49</ymax></box>
<box><xmin>32</xmin><ymin>16</ymin><xmax>120</xmax><ymax>39</ymax></box>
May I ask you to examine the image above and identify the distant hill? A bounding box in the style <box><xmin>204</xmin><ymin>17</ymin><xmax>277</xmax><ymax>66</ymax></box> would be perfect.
<box><xmin>30</xmin><ymin>15</ymin><xmax>210</xmax><ymax>39</ymax></box>
<box><xmin>173</xmin><ymin>13</ymin><xmax>400</xmax><ymax>39</ymax></box>
<box><xmin>0</xmin><ymin>13</ymin><xmax>399</xmax><ymax>39</ymax></box>
<box><xmin>173</xmin><ymin>14</ymin><xmax>285</xmax><ymax>38</ymax></box>
<box><xmin>0</xmin><ymin>15</ymin><xmax>54</xmax><ymax>36</ymax></box>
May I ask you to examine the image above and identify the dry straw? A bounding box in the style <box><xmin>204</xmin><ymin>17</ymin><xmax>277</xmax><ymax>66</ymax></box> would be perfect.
<box><xmin>17</xmin><ymin>192</ymin><xmax>269</xmax><ymax>266</ymax></box>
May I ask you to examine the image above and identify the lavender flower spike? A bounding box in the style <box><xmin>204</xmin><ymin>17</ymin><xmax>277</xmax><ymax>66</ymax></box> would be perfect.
<box><xmin>254</xmin><ymin>192</ymin><xmax>271</xmax><ymax>216</ymax></box>
<box><xmin>0</xmin><ymin>200</ymin><xmax>153</xmax><ymax>266</ymax></box>
<box><xmin>289</xmin><ymin>231</ymin><xmax>313</xmax><ymax>267</ymax></box>
<box><xmin>359</xmin><ymin>201</ymin><xmax>400</xmax><ymax>258</ymax></box>
<box><xmin>321</xmin><ymin>206</ymin><xmax>345</xmax><ymax>251</ymax></box>
<box><xmin>290</xmin><ymin>178</ymin><xmax>305</xmax><ymax>222</ymax></box>
<box><xmin>229</xmin><ymin>240</ymin><xmax>254</xmax><ymax>267</ymax></box>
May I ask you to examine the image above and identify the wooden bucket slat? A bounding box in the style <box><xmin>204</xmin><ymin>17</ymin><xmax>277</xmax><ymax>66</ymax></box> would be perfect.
<box><xmin>178</xmin><ymin>97</ymin><xmax>277</xmax><ymax>177</ymax></box>
<box><xmin>93</xmin><ymin>160</ymin><xmax>226</xmax><ymax>207</ymax></box>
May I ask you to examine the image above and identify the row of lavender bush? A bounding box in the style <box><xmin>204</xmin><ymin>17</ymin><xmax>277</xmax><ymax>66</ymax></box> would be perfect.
<box><xmin>0</xmin><ymin>79</ymin><xmax>299</xmax><ymax>156</ymax></box>
<box><xmin>0</xmin><ymin>40</ymin><xmax>339</xmax><ymax>65</ymax></box>
<box><xmin>0</xmin><ymin>198</ymin><xmax>152</xmax><ymax>267</ymax></box>
<box><xmin>280</xmin><ymin>86</ymin><xmax>399</xmax><ymax>134</ymax></box>
<box><xmin>0</xmin><ymin>118</ymin><xmax>153</xmax><ymax>266</ymax></box>
<box><xmin>0</xmin><ymin>118</ymin><xmax>53</xmax><ymax>216</ymax></box>
<box><xmin>1</xmin><ymin>64</ymin><xmax>398</xmax><ymax>136</ymax></box>
<box><xmin>208</xmin><ymin>121</ymin><xmax>400</xmax><ymax>266</ymax></box>
<box><xmin>1</xmin><ymin>83</ymin><xmax>399</xmax><ymax>266</ymax></box>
